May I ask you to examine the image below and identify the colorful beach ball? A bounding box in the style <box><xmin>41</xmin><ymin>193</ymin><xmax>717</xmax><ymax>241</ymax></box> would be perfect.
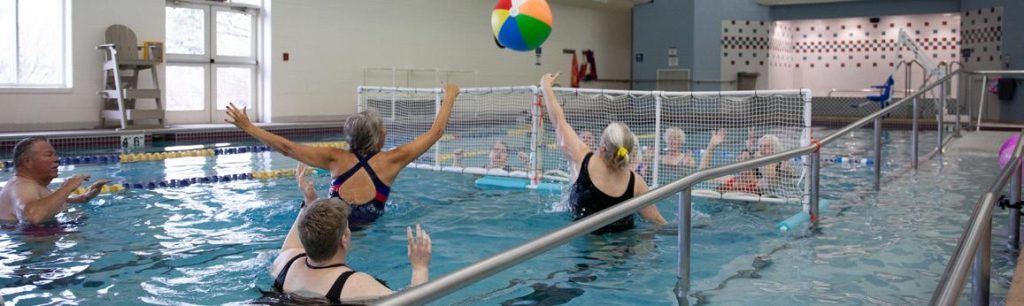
<box><xmin>491</xmin><ymin>0</ymin><xmax>553</xmax><ymax>52</ymax></box>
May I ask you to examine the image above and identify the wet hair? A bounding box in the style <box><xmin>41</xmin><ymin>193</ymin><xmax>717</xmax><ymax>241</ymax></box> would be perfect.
<box><xmin>298</xmin><ymin>198</ymin><xmax>351</xmax><ymax>262</ymax></box>
<box><xmin>344</xmin><ymin>110</ymin><xmax>385</xmax><ymax>156</ymax></box>
<box><xmin>599</xmin><ymin>122</ymin><xmax>637</xmax><ymax>169</ymax></box>
<box><xmin>12</xmin><ymin>137</ymin><xmax>49</xmax><ymax>169</ymax></box>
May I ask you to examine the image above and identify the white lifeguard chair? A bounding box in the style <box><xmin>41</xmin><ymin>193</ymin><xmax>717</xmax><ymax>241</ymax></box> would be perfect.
<box><xmin>98</xmin><ymin>24</ymin><xmax>165</xmax><ymax>130</ymax></box>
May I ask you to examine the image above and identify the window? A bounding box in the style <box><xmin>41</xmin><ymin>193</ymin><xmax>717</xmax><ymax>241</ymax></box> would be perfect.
<box><xmin>0</xmin><ymin>0</ymin><xmax>71</xmax><ymax>88</ymax></box>
<box><xmin>165</xmin><ymin>0</ymin><xmax>259</xmax><ymax>123</ymax></box>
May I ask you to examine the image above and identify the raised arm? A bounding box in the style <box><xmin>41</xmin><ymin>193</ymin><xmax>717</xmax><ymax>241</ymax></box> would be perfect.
<box><xmin>15</xmin><ymin>174</ymin><xmax>87</xmax><ymax>224</ymax></box>
<box><xmin>387</xmin><ymin>83</ymin><xmax>460</xmax><ymax>166</ymax></box>
<box><xmin>540</xmin><ymin>73</ymin><xmax>589</xmax><ymax>166</ymax></box>
<box><xmin>225</xmin><ymin>103</ymin><xmax>337</xmax><ymax>170</ymax></box>
<box><xmin>698</xmin><ymin>128</ymin><xmax>726</xmax><ymax>170</ymax></box>
<box><xmin>634</xmin><ymin>176</ymin><xmax>668</xmax><ymax>226</ymax></box>
<box><xmin>407</xmin><ymin>224</ymin><xmax>431</xmax><ymax>286</ymax></box>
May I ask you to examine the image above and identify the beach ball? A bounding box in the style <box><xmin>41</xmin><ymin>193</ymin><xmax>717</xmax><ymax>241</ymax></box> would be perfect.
<box><xmin>999</xmin><ymin>134</ymin><xmax>1024</xmax><ymax>175</ymax></box>
<box><xmin>492</xmin><ymin>0</ymin><xmax>553</xmax><ymax>52</ymax></box>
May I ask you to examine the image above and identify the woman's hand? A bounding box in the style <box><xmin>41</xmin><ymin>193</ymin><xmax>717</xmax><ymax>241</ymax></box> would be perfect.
<box><xmin>709</xmin><ymin>128</ymin><xmax>727</xmax><ymax>147</ymax></box>
<box><xmin>540</xmin><ymin>72</ymin><xmax>560</xmax><ymax>90</ymax></box>
<box><xmin>442</xmin><ymin>83</ymin><xmax>460</xmax><ymax>104</ymax></box>
<box><xmin>225</xmin><ymin>103</ymin><xmax>253</xmax><ymax>130</ymax></box>
<box><xmin>296</xmin><ymin>163</ymin><xmax>317</xmax><ymax>204</ymax></box>
<box><xmin>407</xmin><ymin>224</ymin><xmax>431</xmax><ymax>270</ymax></box>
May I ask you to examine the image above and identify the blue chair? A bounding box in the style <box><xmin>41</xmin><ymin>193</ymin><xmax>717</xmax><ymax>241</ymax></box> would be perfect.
<box><xmin>866</xmin><ymin>75</ymin><xmax>895</xmax><ymax>108</ymax></box>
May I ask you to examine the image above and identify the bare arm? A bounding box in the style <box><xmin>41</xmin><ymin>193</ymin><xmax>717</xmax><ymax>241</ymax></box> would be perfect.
<box><xmin>540</xmin><ymin>73</ymin><xmax>589</xmax><ymax>167</ymax></box>
<box><xmin>407</xmin><ymin>224</ymin><xmax>431</xmax><ymax>287</ymax></box>
<box><xmin>387</xmin><ymin>83</ymin><xmax>459</xmax><ymax>166</ymax></box>
<box><xmin>225</xmin><ymin>103</ymin><xmax>338</xmax><ymax>170</ymax></box>
<box><xmin>698</xmin><ymin>128</ymin><xmax>726</xmax><ymax>170</ymax></box>
<box><xmin>15</xmin><ymin>175</ymin><xmax>87</xmax><ymax>224</ymax></box>
<box><xmin>634</xmin><ymin>175</ymin><xmax>667</xmax><ymax>226</ymax></box>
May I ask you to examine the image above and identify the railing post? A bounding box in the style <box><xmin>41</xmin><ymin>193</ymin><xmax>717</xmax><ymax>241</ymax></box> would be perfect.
<box><xmin>976</xmin><ymin>76</ymin><xmax>987</xmax><ymax>132</ymax></box>
<box><xmin>434</xmin><ymin>90</ymin><xmax>442</xmax><ymax>169</ymax></box>
<box><xmin>912</xmin><ymin>96</ymin><xmax>919</xmax><ymax>169</ymax></box>
<box><xmin>676</xmin><ymin>188</ymin><xmax>692</xmax><ymax>304</ymax></box>
<box><xmin>954</xmin><ymin>72</ymin><xmax>963</xmax><ymax>138</ymax></box>
<box><xmin>1010</xmin><ymin>164</ymin><xmax>1021</xmax><ymax>251</ymax></box>
<box><xmin>939</xmin><ymin>78</ymin><xmax>947</xmax><ymax>155</ymax></box>
<box><xmin>653</xmin><ymin>93</ymin><xmax>662</xmax><ymax>187</ymax></box>
<box><xmin>810</xmin><ymin>151</ymin><xmax>821</xmax><ymax>227</ymax></box>
<box><xmin>873</xmin><ymin>118</ymin><xmax>882</xmax><ymax>191</ymax></box>
<box><xmin>972</xmin><ymin>209</ymin><xmax>991</xmax><ymax>306</ymax></box>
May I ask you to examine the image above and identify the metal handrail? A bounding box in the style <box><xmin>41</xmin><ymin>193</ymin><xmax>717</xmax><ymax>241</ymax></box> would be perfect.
<box><xmin>826</xmin><ymin>88</ymin><xmax>916</xmax><ymax>98</ymax></box>
<box><xmin>930</xmin><ymin>128</ymin><xmax>1024</xmax><ymax>306</ymax></box>
<box><xmin>377</xmin><ymin>68</ymin><xmax>1012</xmax><ymax>306</ymax></box>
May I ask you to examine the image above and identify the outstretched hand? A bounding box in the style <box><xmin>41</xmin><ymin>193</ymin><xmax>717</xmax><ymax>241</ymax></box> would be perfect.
<box><xmin>296</xmin><ymin>163</ymin><xmax>317</xmax><ymax>204</ymax></box>
<box><xmin>709</xmin><ymin>128</ymin><xmax>727</xmax><ymax>147</ymax></box>
<box><xmin>81</xmin><ymin>179</ymin><xmax>110</xmax><ymax>200</ymax></box>
<box><xmin>407</xmin><ymin>224</ymin><xmax>431</xmax><ymax>270</ymax></box>
<box><xmin>442</xmin><ymin>82</ymin><xmax>460</xmax><ymax>103</ymax></box>
<box><xmin>225</xmin><ymin>103</ymin><xmax>253</xmax><ymax>129</ymax></box>
<box><xmin>540</xmin><ymin>72</ymin><xmax>560</xmax><ymax>89</ymax></box>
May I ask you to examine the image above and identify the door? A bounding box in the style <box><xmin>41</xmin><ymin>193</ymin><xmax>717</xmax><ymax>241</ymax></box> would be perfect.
<box><xmin>164</xmin><ymin>2</ymin><xmax>258</xmax><ymax>124</ymax></box>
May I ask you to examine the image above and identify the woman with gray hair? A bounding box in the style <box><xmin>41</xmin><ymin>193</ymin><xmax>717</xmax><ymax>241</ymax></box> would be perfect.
<box><xmin>540</xmin><ymin>73</ymin><xmax>666</xmax><ymax>234</ymax></box>
<box><xmin>226</xmin><ymin>83</ymin><xmax>460</xmax><ymax>226</ymax></box>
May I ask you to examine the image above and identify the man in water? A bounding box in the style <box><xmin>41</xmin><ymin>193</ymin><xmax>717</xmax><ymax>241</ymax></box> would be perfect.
<box><xmin>0</xmin><ymin>137</ymin><xmax>107</xmax><ymax>224</ymax></box>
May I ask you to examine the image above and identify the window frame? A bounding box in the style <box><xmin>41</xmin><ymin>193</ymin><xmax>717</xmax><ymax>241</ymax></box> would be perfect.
<box><xmin>0</xmin><ymin>0</ymin><xmax>73</xmax><ymax>92</ymax></box>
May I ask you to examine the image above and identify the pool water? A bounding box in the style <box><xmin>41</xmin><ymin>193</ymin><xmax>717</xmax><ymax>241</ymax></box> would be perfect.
<box><xmin>0</xmin><ymin>129</ymin><xmax>1015</xmax><ymax>305</ymax></box>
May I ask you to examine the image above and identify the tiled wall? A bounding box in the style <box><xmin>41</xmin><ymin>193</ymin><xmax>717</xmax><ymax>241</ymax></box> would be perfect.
<box><xmin>960</xmin><ymin>6</ymin><xmax>1003</xmax><ymax>70</ymax></box>
<box><xmin>721</xmin><ymin>9</ymin><xmax>1003</xmax><ymax>95</ymax></box>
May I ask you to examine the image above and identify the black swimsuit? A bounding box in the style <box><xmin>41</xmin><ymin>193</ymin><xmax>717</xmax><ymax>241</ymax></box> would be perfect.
<box><xmin>329</xmin><ymin>153</ymin><xmax>390</xmax><ymax>227</ymax></box>
<box><xmin>273</xmin><ymin>253</ymin><xmax>389</xmax><ymax>304</ymax></box>
<box><xmin>568</xmin><ymin>152</ymin><xmax>636</xmax><ymax>234</ymax></box>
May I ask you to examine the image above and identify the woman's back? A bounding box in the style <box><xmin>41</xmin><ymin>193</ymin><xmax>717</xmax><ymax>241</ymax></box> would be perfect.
<box><xmin>569</xmin><ymin>153</ymin><xmax>637</xmax><ymax>234</ymax></box>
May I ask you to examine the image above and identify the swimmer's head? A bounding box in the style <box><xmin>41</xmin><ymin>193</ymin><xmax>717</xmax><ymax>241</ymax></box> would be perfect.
<box><xmin>580</xmin><ymin>130</ymin><xmax>596</xmax><ymax>150</ymax></box>
<box><xmin>489</xmin><ymin>141</ymin><xmax>508</xmax><ymax>166</ymax></box>
<box><xmin>599</xmin><ymin>122</ymin><xmax>637</xmax><ymax>169</ymax></box>
<box><xmin>665</xmin><ymin>128</ymin><xmax>686</xmax><ymax>149</ymax></box>
<box><xmin>344</xmin><ymin>110</ymin><xmax>385</xmax><ymax>156</ymax></box>
<box><xmin>758</xmin><ymin>134</ymin><xmax>781</xmax><ymax>156</ymax></box>
<box><xmin>13</xmin><ymin>137</ymin><xmax>58</xmax><ymax>180</ymax></box>
<box><xmin>298</xmin><ymin>198</ymin><xmax>352</xmax><ymax>262</ymax></box>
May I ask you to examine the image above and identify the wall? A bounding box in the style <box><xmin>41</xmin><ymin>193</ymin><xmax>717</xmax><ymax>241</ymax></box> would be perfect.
<box><xmin>960</xmin><ymin>0</ymin><xmax>1023</xmax><ymax>122</ymax></box>
<box><xmin>693</xmin><ymin>0</ymin><xmax>772</xmax><ymax>91</ymax></box>
<box><xmin>269</xmin><ymin>0</ymin><xmax>632</xmax><ymax>122</ymax></box>
<box><xmin>0</xmin><ymin>0</ymin><xmax>165</xmax><ymax>131</ymax></box>
<box><xmin>772</xmin><ymin>0</ymin><xmax>960</xmax><ymax>20</ymax></box>
<box><xmin>631</xmin><ymin>0</ymin><xmax>691</xmax><ymax>91</ymax></box>
<box><xmin>746</xmin><ymin>13</ymin><xmax>964</xmax><ymax>96</ymax></box>
<box><xmin>0</xmin><ymin>0</ymin><xmax>631</xmax><ymax>130</ymax></box>
<box><xmin>631</xmin><ymin>0</ymin><xmax>770</xmax><ymax>91</ymax></box>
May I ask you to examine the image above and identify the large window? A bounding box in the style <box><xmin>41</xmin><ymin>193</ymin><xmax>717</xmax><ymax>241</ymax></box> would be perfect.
<box><xmin>0</xmin><ymin>0</ymin><xmax>71</xmax><ymax>89</ymax></box>
<box><xmin>165</xmin><ymin>0</ymin><xmax>259</xmax><ymax>123</ymax></box>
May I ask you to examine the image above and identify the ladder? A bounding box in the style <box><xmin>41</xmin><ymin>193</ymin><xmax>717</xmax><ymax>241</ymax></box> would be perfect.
<box><xmin>98</xmin><ymin>25</ymin><xmax>165</xmax><ymax>130</ymax></box>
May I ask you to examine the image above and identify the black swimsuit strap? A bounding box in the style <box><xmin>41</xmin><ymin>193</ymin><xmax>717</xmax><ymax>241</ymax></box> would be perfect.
<box><xmin>305</xmin><ymin>259</ymin><xmax>348</xmax><ymax>270</ymax></box>
<box><xmin>273</xmin><ymin>253</ymin><xmax>307</xmax><ymax>292</ymax></box>
<box><xmin>326</xmin><ymin>271</ymin><xmax>358</xmax><ymax>303</ymax></box>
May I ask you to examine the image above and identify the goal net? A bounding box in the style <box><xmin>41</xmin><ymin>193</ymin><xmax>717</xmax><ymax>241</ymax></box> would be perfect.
<box><xmin>358</xmin><ymin>86</ymin><xmax>811</xmax><ymax>204</ymax></box>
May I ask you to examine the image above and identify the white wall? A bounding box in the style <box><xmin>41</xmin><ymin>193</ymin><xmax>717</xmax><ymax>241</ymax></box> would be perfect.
<box><xmin>0</xmin><ymin>0</ymin><xmax>630</xmax><ymax>130</ymax></box>
<box><xmin>0</xmin><ymin>0</ymin><xmax>165</xmax><ymax>131</ymax></box>
<box><xmin>268</xmin><ymin>0</ymin><xmax>632</xmax><ymax>122</ymax></box>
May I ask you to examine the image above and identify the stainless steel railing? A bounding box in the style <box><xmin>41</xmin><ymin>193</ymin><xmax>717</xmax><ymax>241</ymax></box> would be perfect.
<box><xmin>377</xmin><ymin>68</ymin><xmax>1018</xmax><ymax>306</ymax></box>
<box><xmin>930</xmin><ymin>128</ymin><xmax>1023</xmax><ymax>306</ymax></box>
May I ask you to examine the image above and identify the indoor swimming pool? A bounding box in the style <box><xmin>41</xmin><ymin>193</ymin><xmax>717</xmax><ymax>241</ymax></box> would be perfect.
<box><xmin>0</xmin><ymin>129</ymin><xmax>1014</xmax><ymax>305</ymax></box>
